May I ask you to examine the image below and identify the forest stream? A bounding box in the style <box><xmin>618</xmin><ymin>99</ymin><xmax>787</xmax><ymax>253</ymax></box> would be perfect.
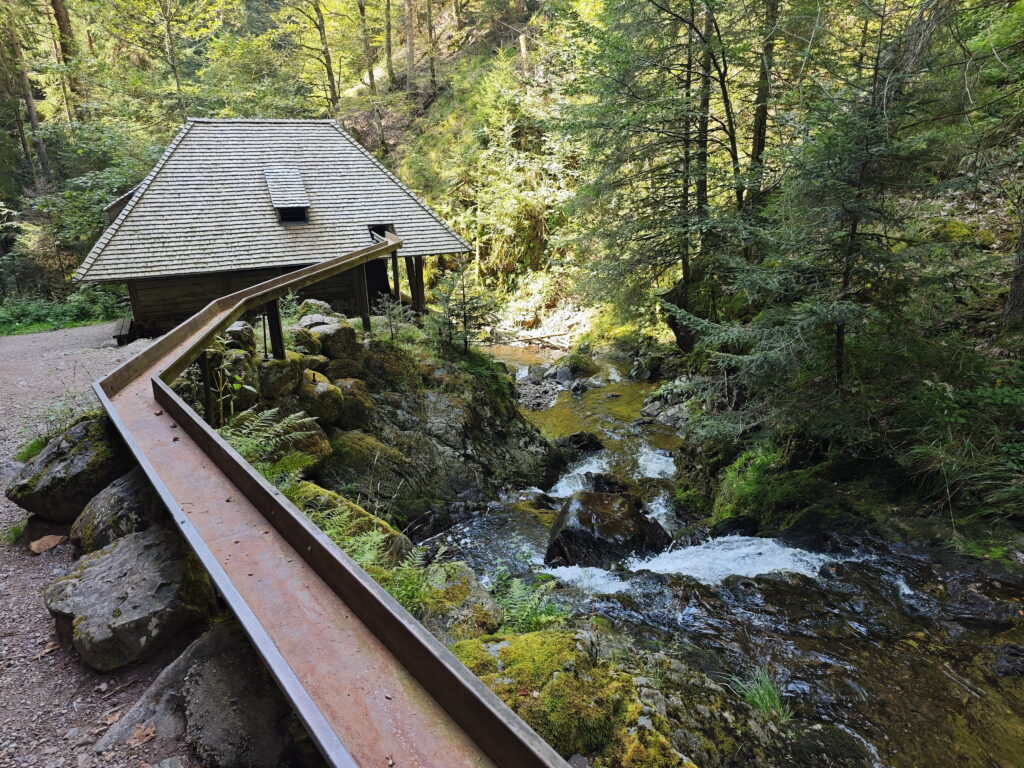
<box><xmin>429</xmin><ymin>346</ymin><xmax>1024</xmax><ymax>768</ymax></box>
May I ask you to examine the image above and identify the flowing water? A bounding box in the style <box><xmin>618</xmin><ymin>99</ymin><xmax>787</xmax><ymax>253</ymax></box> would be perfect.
<box><xmin>435</xmin><ymin>346</ymin><xmax>1024</xmax><ymax>768</ymax></box>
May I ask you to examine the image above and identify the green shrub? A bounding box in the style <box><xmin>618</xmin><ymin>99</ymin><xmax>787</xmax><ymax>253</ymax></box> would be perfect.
<box><xmin>0</xmin><ymin>285</ymin><xmax>127</xmax><ymax>335</ymax></box>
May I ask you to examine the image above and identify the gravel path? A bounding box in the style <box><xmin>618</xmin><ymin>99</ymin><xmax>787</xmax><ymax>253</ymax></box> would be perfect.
<box><xmin>0</xmin><ymin>323</ymin><xmax>197</xmax><ymax>768</ymax></box>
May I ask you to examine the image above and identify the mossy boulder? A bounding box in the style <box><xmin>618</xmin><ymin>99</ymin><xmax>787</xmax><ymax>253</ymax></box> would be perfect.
<box><xmin>320</xmin><ymin>357</ymin><xmax>364</xmax><ymax>381</ymax></box>
<box><xmin>223</xmin><ymin>321</ymin><xmax>256</xmax><ymax>354</ymax></box>
<box><xmin>358</xmin><ymin>339</ymin><xmax>421</xmax><ymax>392</ymax></box>
<box><xmin>315</xmin><ymin>320</ymin><xmax>361</xmax><ymax>360</ymax></box>
<box><xmin>71</xmin><ymin>467</ymin><xmax>164</xmax><ymax>553</ymax></box>
<box><xmin>285</xmin><ymin>325</ymin><xmax>322</xmax><ymax>356</ymax></box>
<box><xmin>6</xmin><ymin>416</ymin><xmax>133</xmax><ymax>523</ymax></box>
<box><xmin>257</xmin><ymin>351</ymin><xmax>304</xmax><ymax>399</ymax></box>
<box><xmin>552</xmin><ymin>431</ymin><xmax>604</xmax><ymax>463</ymax></box>
<box><xmin>420</xmin><ymin>562</ymin><xmax>502</xmax><ymax>642</ymax></box>
<box><xmin>220</xmin><ymin>348</ymin><xmax>260</xmax><ymax>412</ymax></box>
<box><xmin>44</xmin><ymin>527</ymin><xmax>213</xmax><ymax>672</ymax></box>
<box><xmin>546</xmin><ymin>491</ymin><xmax>671</xmax><ymax>567</ymax></box>
<box><xmin>286</xmin><ymin>480</ymin><xmax>411</xmax><ymax>561</ymax></box>
<box><xmin>453</xmin><ymin>632</ymin><xmax>690</xmax><ymax>766</ymax></box>
<box><xmin>295</xmin><ymin>369</ymin><xmax>346</xmax><ymax>424</ymax></box>
<box><xmin>296</xmin><ymin>298</ymin><xmax>336</xmax><ymax>317</ymax></box>
<box><xmin>546</xmin><ymin>353</ymin><xmax>600</xmax><ymax>381</ymax></box>
<box><xmin>331</xmin><ymin>378</ymin><xmax>375</xmax><ymax>428</ymax></box>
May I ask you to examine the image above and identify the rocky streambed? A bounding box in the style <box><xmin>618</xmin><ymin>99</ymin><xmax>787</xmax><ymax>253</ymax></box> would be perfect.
<box><xmin>431</xmin><ymin>347</ymin><xmax>1024</xmax><ymax>768</ymax></box>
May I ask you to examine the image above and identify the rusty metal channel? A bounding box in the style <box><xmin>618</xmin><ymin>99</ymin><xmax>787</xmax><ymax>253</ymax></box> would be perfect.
<box><xmin>93</xmin><ymin>234</ymin><xmax>568</xmax><ymax>768</ymax></box>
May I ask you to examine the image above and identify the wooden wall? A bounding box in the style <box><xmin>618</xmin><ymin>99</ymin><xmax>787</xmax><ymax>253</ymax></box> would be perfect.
<box><xmin>128</xmin><ymin>260</ymin><xmax>393</xmax><ymax>335</ymax></box>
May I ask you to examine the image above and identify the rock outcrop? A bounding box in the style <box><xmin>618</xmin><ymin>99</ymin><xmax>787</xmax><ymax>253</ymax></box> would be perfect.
<box><xmin>95</xmin><ymin>621</ymin><xmax>321</xmax><ymax>768</ymax></box>
<box><xmin>70</xmin><ymin>467</ymin><xmax>164</xmax><ymax>552</ymax></box>
<box><xmin>545</xmin><ymin>491</ymin><xmax>670</xmax><ymax>567</ymax></box>
<box><xmin>45</xmin><ymin>527</ymin><xmax>213</xmax><ymax>671</ymax></box>
<box><xmin>6</xmin><ymin>416</ymin><xmax>132</xmax><ymax>523</ymax></box>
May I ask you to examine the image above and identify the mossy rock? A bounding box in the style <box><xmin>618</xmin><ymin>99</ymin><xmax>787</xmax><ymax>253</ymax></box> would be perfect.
<box><xmin>420</xmin><ymin>562</ymin><xmax>502</xmax><ymax>642</ymax></box>
<box><xmin>224</xmin><ymin>321</ymin><xmax>257</xmax><ymax>354</ymax></box>
<box><xmin>6</xmin><ymin>415</ymin><xmax>133</xmax><ymax>523</ymax></box>
<box><xmin>286</xmin><ymin>480</ymin><xmax>411</xmax><ymax>561</ymax></box>
<box><xmin>331</xmin><ymin>378</ymin><xmax>375</xmax><ymax>428</ymax></box>
<box><xmin>71</xmin><ymin>467</ymin><xmax>165</xmax><ymax>553</ymax></box>
<box><xmin>258</xmin><ymin>351</ymin><xmax>304</xmax><ymax>399</ymax></box>
<box><xmin>320</xmin><ymin>357</ymin><xmax>365</xmax><ymax>381</ymax></box>
<box><xmin>314</xmin><ymin>320</ymin><xmax>361</xmax><ymax>360</ymax></box>
<box><xmin>453</xmin><ymin>632</ymin><xmax>689</xmax><ymax>765</ymax></box>
<box><xmin>358</xmin><ymin>339</ymin><xmax>421</xmax><ymax>392</ymax></box>
<box><xmin>45</xmin><ymin>527</ymin><xmax>213</xmax><ymax>672</ymax></box>
<box><xmin>285</xmin><ymin>326</ymin><xmax>322</xmax><ymax>356</ymax></box>
<box><xmin>296</xmin><ymin>298</ymin><xmax>337</xmax><ymax>317</ymax></box>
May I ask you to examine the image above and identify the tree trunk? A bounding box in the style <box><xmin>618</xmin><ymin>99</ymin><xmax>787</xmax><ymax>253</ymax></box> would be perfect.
<box><xmin>313</xmin><ymin>0</ymin><xmax>341</xmax><ymax>113</ymax></box>
<box><xmin>384</xmin><ymin>0</ymin><xmax>397</xmax><ymax>85</ymax></box>
<box><xmin>162</xmin><ymin>15</ymin><xmax>187</xmax><ymax>121</ymax></box>
<box><xmin>49</xmin><ymin>0</ymin><xmax>83</xmax><ymax>113</ymax></box>
<box><xmin>425</xmin><ymin>0</ymin><xmax>437</xmax><ymax>93</ymax></box>
<box><xmin>404</xmin><ymin>0</ymin><xmax>415</xmax><ymax>91</ymax></box>
<box><xmin>46</xmin><ymin>19</ymin><xmax>75</xmax><ymax>121</ymax></box>
<box><xmin>1005</xmin><ymin>226</ymin><xmax>1024</xmax><ymax>330</ymax></box>
<box><xmin>695</xmin><ymin>8</ymin><xmax>712</xmax><ymax>252</ymax></box>
<box><xmin>356</xmin><ymin>0</ymin><xmax>377</xmax><ymax>94</ymax></box>
<box><xmin>8</xmin><ymin>25</ymin><xmax>50</xmax><ymax>180</ymax></box>
<box><xmin>747</xmin><ymin>0</ymin><xmax>779</xmax><ymax>207</ymax></box>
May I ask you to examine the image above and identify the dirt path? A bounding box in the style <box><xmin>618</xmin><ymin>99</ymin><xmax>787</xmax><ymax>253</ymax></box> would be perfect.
<box><xmin>0</xmin><ymin>323</ymin><xmax>197</xmax><ymax>768</ymax></box>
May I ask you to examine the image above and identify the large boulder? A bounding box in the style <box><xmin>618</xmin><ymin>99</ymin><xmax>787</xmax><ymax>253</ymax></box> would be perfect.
<box><xmin>70</xmin><ymin>467</ymin><xmax>164</xmax><ymax>553</ymax></box>
<box><xmin>545</xmin><ymin>353</ymin><xmax>600</xmax><ymax>382</ymax></box>
<box><xmin>258</xmin><ymin>351</ymin><xmax>304</xmax><ymax>399</ymax></box>
<box><xmin>545</xmin><ymin>491</ymin><xmax>670</xmax><ymax>567</ymax></box>
<box><xmin>314</xmin><ymin>321</ymin><xmax>361</xmax><ymax>360</ymax></box>
<box><xmin>294</xmin><ymin>370</ymin><xmax>374</xmax><ymax>427</ymax></box>
<box><xmin>553</xmin><ymin>431</ymin><xmax>604</xmax><ymax>463</ymax></box>
<box><xmin>45</xmin><ymin>527</ymin><xmax>213</xmax><ymax>671</ymax></box>
<box><xmin>224</xmin><ymin>321</ymin><xmax>256</xmax><ymax>355</ymax></box>
<box><xmin>357</xmin><ymin>339</ymin><xmax>421</xmax><ymax>392</ymax></box>
<box><xmin>6</xmin><ymin>416</ymin><xmax>132</xmax><ymax>523</ymax></box>
<box><xmin>95</xmin><ymin>621</ymin><xmax>318</xmax><ymax>768</ymax></box>
<box><xmin>286</xmin><ymin>325</ymin><xmax>322</xmax><ymax>355</ymax></box>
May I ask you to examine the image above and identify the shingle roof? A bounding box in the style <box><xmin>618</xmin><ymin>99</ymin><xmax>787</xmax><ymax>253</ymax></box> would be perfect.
<box><xmin>75</xmin><ymin>119</ymin><xmax>469</xmax><ymax>282</ymax></box>
<box><xmin>263</xmin><ymin>167</ymin><xmax>310</xmax><ymax>209</ymax></box>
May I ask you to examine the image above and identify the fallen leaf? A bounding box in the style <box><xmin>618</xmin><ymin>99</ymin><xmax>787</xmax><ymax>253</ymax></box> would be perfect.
<box><xmin>29</xmin><ymin>535</ymin><xmax>66</xmax><ymax>554</ymax></box>
<box><xmin>103</xmin><ymin>709</ymin><xmax>123</xmax><ymax>725</ymax></box>
<box><xmin>32</xmin><ymin>641</ymin><xmax>60</xmax><ymax>660</ymax></box>
<box><xmin>126</xmin><ymin>722</ymin><xmax>156</xmax><ymax>747</ymax></box>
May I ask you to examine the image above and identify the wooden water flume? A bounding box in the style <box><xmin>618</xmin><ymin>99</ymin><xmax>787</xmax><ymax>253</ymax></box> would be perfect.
<box><xmin>92</xmin><ymin>233</ymin><xmax>569</xmax><ymax>768</ymax></box>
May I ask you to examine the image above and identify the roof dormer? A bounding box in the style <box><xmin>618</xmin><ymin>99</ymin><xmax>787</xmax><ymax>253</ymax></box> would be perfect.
<box><xmin>264</xmin><ymin>167</ymin><xmax>310</xmax><ymax>224</ymax></box>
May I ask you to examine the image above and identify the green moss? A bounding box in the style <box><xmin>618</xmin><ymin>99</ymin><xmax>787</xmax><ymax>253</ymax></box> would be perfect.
<box><xmin>713</xmin><ymin>443</ymin><xmax>828</xmax><ymax>527</ymax></box>
<box><xmin>327</xmin><ymin>430</ymin><xmax>404</xmax><ymax>473</ymax></box>
<box><xmin>510</xmin><ymin>501</ymin><xmax>558</xmax><ymax>528</ymax></box>
<box><xmin>14</xmin><ymin>434</ymin><xmax>48</xmax><ymax>462</ymax></box>
<box><xmin>453</xmin><ymin>632</ymin><xmax>686</xmax><ymax>763</ymax></box>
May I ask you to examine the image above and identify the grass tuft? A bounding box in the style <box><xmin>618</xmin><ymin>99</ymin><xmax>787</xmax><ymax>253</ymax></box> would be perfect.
<box><xmin>2</xmin><ymin>519</ymin><xmax>28</xmax><ymax>545</ymax></box>
<box><xmin>730</xmin><ymin>665</ymin><xmax>794</xmax><ymax>723</ymax></box>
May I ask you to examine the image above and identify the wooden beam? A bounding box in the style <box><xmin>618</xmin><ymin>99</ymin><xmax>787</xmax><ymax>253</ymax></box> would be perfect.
<box><xmin>199</xmin><ymin>351</ymin><xmax>217</xmax><ymax>426</ymax></box>
<box><xmin>404</xmin><ymin>255</ymin><xmax>419</xmax><ymax>315</ymax></box>
<box><xmin>355</xmin><ymin>262</ymin><xmax>371</xmax><ymax>331</ymax></box>
<box><xmin>266</xmin><ymin>298</ymin><xmax>286</xmax><ymax>360</ymax></box>
<box><xmin>391</xmin><ymin>251</ymin><xmax>401</xmax><ymax>300</ymax></box>
<box><xmin>414</xmin><ymin>256</ymin><xmax>426</xmax><ymax>314</ymax></box>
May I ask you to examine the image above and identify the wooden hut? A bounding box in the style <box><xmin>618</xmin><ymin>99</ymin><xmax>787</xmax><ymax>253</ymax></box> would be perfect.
<box><xmin>74</xmin><ymin>118</ymin><xmax>469</xmax><ymax>337</ymax></box>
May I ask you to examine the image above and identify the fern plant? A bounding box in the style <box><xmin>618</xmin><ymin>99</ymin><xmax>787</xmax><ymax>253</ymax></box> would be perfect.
<box><xmin>219</xmin><ymin>407</ymin><xmax>319</xmax><ymax>464</ymax></box>
<box><xmin>491</xmin><ymin>569</ymin><xmax>565</xmax><ymax>632</ymax></box>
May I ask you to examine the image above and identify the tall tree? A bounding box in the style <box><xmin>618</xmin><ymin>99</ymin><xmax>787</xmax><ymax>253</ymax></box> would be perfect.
<box><xmin>404</xmin><ymin>0</ymin><xmax>415</xmax><ymax>91</ymax></box>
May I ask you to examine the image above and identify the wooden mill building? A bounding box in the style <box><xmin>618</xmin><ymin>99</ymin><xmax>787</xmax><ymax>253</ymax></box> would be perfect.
<box><xmin>74</xmin><ymin>118</ymin><xmax>469</xmax><ymax>336</ymax></box>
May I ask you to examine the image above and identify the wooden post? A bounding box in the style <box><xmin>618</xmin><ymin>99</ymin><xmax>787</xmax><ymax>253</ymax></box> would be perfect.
<box><xmin>355</xmin><ymin>262</ymin><xmax>372</xmax><ymax>331</ymax></box>
<box><xmin>199</xmin><ymin>351</ymin><xmax>216</xmax><ymax>426</ymax></box>
<box><xmin>391</xmin><ymin>251</ymin><xmax>401</xmax><ymax>300</ymax></box>
<box><xmin>414</xmin><ymin>256</ymin><xmax>426</xmax><ymax>314</ymax></box>
<box><xmin>265</xmin><ymin>298</ymin><xmax>286</xmax><ymax>360</ymax></box>
<box><xmin>404</xmin><ymin>255</ymin><xmax>419</xmax><ymax>315</ymax></box>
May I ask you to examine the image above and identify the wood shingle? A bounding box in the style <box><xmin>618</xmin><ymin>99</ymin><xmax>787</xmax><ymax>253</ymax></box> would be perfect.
<box><xmin>74</xmin><ymin>119</ymin><xmax>469</xmax><ymax>283</ymax></box>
